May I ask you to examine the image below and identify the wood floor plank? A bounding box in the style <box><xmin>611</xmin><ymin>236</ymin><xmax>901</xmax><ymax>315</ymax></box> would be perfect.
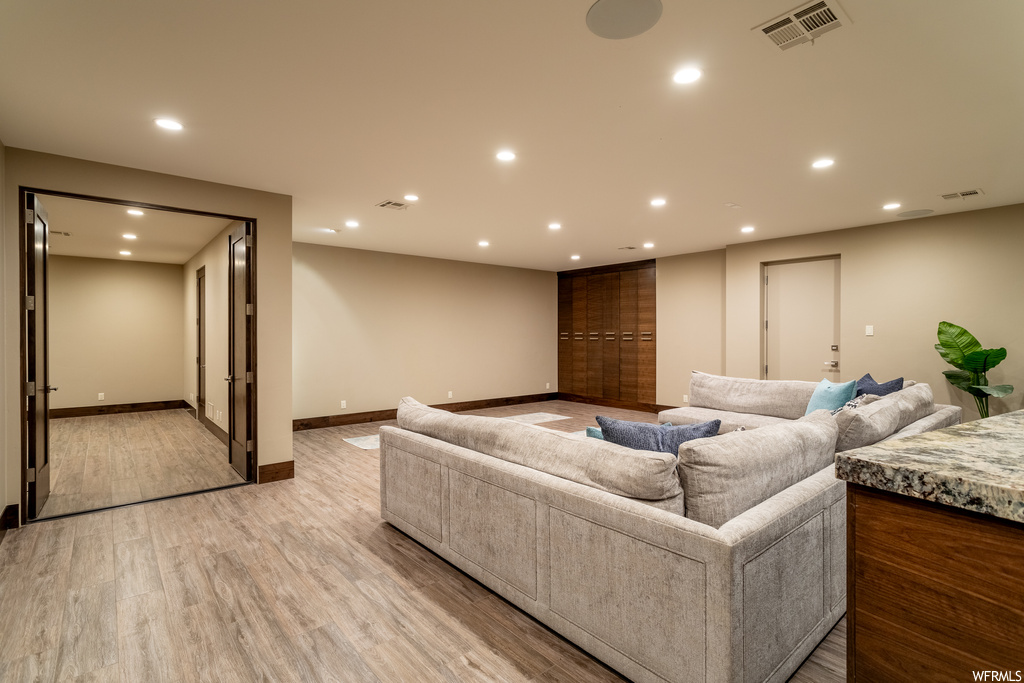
<box><xmin>54</xmin><ymin>581</ymin><xmax>118</xmax><ymax>680</ymax></box>
<box><xmin>0</xmin><ymin>400</ymin><xmax>845</xmax><ymax>683</ymax></box>
<box><xmin>116</xmin><ymin>590</ymin><xmax>181</xmax><ymax>683</ymax></box>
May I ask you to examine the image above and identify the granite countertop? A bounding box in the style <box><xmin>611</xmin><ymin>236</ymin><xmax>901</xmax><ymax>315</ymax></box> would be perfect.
<box><xmin>835</xmin><ymin>409</ymin><xmax>1024</xmax><ymax>523</ymax></box>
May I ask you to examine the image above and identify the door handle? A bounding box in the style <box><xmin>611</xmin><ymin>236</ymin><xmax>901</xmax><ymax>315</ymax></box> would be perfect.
<box><xmin>224</xmin><ymin>376</ymin><xmax>234</xmax><ymax>382</ymax></box>
<box><xmin>45</xmin><ymin>386</ymin><xmax>59</xmax><ymax>393</ymax></box>
<box><xmin>824</xmin><ymin>360</ymin><xmax>839</xmax><ymax>368</ymax></box>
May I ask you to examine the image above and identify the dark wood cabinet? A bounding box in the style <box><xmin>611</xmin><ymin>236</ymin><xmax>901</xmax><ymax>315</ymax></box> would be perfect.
<box><xmin>557</xmin><ymin>260</ymin><xmax>656</xmax><ymax>410</ymax></box>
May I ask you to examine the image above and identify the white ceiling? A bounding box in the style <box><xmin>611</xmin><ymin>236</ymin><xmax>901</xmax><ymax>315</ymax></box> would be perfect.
<box><xmin>42</xmin><ymin>195</ymin><xmax>234</xmax><ymax>265</ymax></box>
<box><xmin>2</xmin><ymin>0</ymin><xmax>1022</xmax><ymax>272</ymax></box>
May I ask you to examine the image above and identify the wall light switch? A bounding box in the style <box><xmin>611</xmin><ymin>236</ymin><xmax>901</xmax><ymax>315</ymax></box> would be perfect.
<box><xmin>865</xmin><ymin>325</ymin><xmax>874</xmax><ymax>336</ymax></box>
<box><xmin>98</xmin><ymin>393</ymin><xmax>104</xmax><ymax>401</ymax></box>
<box><xmin>448</xmin><ymin>391</ymin><xmax>453</xmax><ymax>399</ymax></box>
<box><xmin>546</xmin><ymin>382</ymin><xmax>550</xmax><ymax>390</ymax></box>
<box><xmin>683</xmin><ymin>394</ymin><xmax>689</xmax><ymax>403</ymax></box>
<box><xmin>340</xmin><ymin>400</ymin><xmax>346</xmax><ymax>409</ymax></box>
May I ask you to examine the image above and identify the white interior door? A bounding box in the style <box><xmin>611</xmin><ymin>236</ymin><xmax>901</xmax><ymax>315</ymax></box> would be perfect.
<box><xmin>764</xmin><ymin>258</ymin><xmax>840</xmax><ymax>381</ymax></box>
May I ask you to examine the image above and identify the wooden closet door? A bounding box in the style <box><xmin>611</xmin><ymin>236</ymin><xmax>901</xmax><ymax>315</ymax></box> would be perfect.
<box><xmin>601</xmin><ymin>272</ymin><xmax>620</xmax><ymax>400</ymax></box>
<box><xmin>618</xmin><ymin>269</ymin><xmax>639</xmax><ymax>403</ymax></box>
<box><xmin>586</xmin><ymin>275</ymin><xmax>605</xmax><ymax>397</ymax></box>
<box><xmin>572</xmin><ymin>276</ymin><xmax>588</xmax><ymax>395</ymax></box>
<box><xmin>637</xmin><ymin>266</ymin><xmax>656</xmax><ymax>404</ymax></box>
<box><xmin>557</xmin><ymin>277</ymin><xmax>573</xmax><ymax>393</ymax></box>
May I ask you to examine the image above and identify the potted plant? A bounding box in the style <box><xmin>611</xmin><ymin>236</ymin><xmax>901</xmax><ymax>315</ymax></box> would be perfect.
<box><xmin>935</xmin><ymin>321</ymin><xmax>1014</xmax><ymax>418</ymax></box>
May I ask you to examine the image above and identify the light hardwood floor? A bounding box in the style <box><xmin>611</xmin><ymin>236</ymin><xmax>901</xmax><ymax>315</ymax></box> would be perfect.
<box><xmin>0</xmin><ymin>401</ymin><xmax>844</xmax><ymax>682</ymax></box>
<box><xmin>40</xmin><ymin>410</ymin><xmax>244</xmax><ymax>519</ymax></box>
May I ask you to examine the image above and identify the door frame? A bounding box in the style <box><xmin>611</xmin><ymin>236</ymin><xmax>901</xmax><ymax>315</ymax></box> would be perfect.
<box><xmin>18</xmin><ymin>186</ymin><xmax>259</xmax><ymax>524</ymax></box>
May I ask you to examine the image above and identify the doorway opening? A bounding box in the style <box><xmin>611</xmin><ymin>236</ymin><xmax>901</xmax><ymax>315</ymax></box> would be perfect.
<box><xmin>19</xmin><ymin>188</ymin><xmax>257</xmax><ymax>522</ymax></box>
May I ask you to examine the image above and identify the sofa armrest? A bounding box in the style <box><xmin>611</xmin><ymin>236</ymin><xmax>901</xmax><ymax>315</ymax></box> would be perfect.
<box><xmin>882</xmin><ymin>403</ymin><xmax>962</xmax><ymax>442</ymax></box>
<box><xmin>715</xmin><ymin>466</ymin><xmax>847</xmax><ymax>683</ymax></box>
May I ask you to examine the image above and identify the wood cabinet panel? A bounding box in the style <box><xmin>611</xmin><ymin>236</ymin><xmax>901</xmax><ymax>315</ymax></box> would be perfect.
<box><xmin>847</xmin><ymin>484</ymin><xmax>1024</xmax><ymax>681</ymax></box>
<box><xmin>557</xmin><ymin>277</ymin><xmax>573</xmax><ymax>394</ymax></box>
<box><xmin>571</xmin><ymin>277</ymin><xmax>588</xmax><ymax>394</ymax></box>
<box><xmin>557</xmin><ymin>262</ymin><xmax>655</xmax><ymax>409</ymax></box>
<box><xmin>637</xmin><ymin>266</ymin><xmax>656</xmax><ymax>404</ymax></box>
<box><xmin>618</xmin><ymin>270</ymin><xmax>638</xmax><ymax>404</ymax></box>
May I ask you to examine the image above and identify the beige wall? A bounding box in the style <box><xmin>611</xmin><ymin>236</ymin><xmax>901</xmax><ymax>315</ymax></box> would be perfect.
<box><xmin>182</xmin><ymin>221</ymin><xmax>237</xmax><ymax>434</ymax></box>
<box><xmin>655</xmin><ymin>249</ymin><xmax>726</xmax><ymax>406</ymax></box>
<box><xmin>715</xmin><ymin>203</ymin><xmax>1023</xmax><ymax>420</ymax></box>
<box><xmin>4</xmin><ymin>149</ymin><xmax>293</xmax><ymax>511</ymax></box>
<box><xmin>48</xmin><ymin>256</ymin><xmax>183</xmax><ymax>409</ymax></box>
<box><xmin>292</xmin><ymin>243</ymin><xmax>557</xmax><ymax>418</ymax></box>
<box><xmin>0</xmin><ymin>136</ymin><xmax>6</xmax><ymax>506</ymax></box>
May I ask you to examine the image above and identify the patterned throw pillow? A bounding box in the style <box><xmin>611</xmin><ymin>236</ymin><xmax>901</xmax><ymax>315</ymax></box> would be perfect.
<box><xmin>595</xmin><ymin>416</ymin><xmax>720</xmax><ymax>454</ymax></box>
<box><xmin>856</xmin><ymin>373</ymin><xmax>904</xmax><ymax>397</ymax></box>
<box><xmin>830</xmin><ymin>393</ymin><xmax>874</xmax><ymax>415</ymax></box>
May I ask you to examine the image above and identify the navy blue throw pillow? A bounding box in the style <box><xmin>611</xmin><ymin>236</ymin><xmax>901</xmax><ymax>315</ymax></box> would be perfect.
<box><xmin>595</xmin><ymin>416</ymin><xmax>721</xmax><ymax>454</ymax></box>
<box><xmin>855</xmin><ymin>373</ymin><xmax>903</xmax><ymax>397</ymax></box>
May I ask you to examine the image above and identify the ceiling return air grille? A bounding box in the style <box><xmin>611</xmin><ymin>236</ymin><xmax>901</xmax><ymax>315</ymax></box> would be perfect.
<box><xmin>375</xmin><ymin>200</ymin><xmax>411</xmax><ymax>210</ymax></box>
<box><xmin>755</xmin><ymin>0</ymin><xmax>851</xmax><ymax>51</ymax></box>
<box><xmin>941</xmin><ymin>188</ymin><xmax>984</xmax><ymax>200</ymax></box>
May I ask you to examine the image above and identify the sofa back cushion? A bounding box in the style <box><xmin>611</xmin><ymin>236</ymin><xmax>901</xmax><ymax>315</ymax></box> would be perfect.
<box><xmin>689</xmin><ymin>371</ymin><xmax>819</xmax><ymax>420</ymax></box>
<box><xmin>677</xmin><ymin>410</ymin><xmax>839</xmax><ymax>528</ymax></box>
<box><xmin>397</xmin><ymin>397</ymin><xmax>683</xmax><ymax>501</ymax></box>
<box><xmin>834</xmin><ymin>382</ymin><xmax>935</xmax><ymax>452</ymax></box>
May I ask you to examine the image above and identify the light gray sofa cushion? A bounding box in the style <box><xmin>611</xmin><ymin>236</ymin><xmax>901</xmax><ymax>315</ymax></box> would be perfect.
<box><xmin>689</xmin><ymin>370</ymin><xmax>818</xmax><ymax>420</ymax></box>
<box><xmin>833</xmin><ymin>382</ymin><xmax>937</xmax><ymax>451</ymax></box>
<box><xmin>396</xmin><ymin>397</ymin><xmax>683</xmax><ymax>502</ymax></box>
<box><xmin>657</xmin><ymin>405</ymin><xmax>790</xmax><ymax>433</ymax></box>
<box><xmin>677</xmin><ymin>410</ymin><xmax>839</xmax><ymax>528</ymax></box>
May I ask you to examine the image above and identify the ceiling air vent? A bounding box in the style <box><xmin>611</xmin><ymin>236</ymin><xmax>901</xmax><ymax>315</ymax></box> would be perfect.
<box><xmin>375</xmin><ymin>200</ymin><xmax>411</xmax><ymax>210</ymax></box>
<box><xmin>47</xmin><ymin>230</ymin><xmax>72</xmax><ymax>237</ymax></box>
<box><xmin>618</xmin><ymin>246</ymin><xmax>638</xmax><ymax>250</ymax></box>
<box><xmin>755</xmin><ymin>0</ymin><xmax>851</xmax><ymax>51</ymax></box>
<box><xmin>941</xmin><ymin>188</ymin><xmax>985</xmax><ymax>200</ymax></box>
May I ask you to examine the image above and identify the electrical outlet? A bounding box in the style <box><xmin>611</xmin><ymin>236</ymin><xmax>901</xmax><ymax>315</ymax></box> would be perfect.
<box><xmin>98</xmin><ymin>393</ymin><xmax>104</xmax><ymax>401</ymax></box>
<box><xmin>340</xmin><ymin>400</ymin><xmax>347</xmax><ymax>409</ymax></box>
<box><xmin>546</xmin><ymin>382</ymin><xmax>550</xmax><ymax>390</ymax></box>
<box><xmin>865</xmin><ymin>324</ymin><xmax>874</xmax><ymax>336</ymax></box>
<box><xmin>448</xmin><ymin>391</ymin><xmax>453</xmax><ymax>399</ymax></box>
<box><xmin>189</xmin><ymin>392</ymin><xmax>194</xmax><ymax>401</ymax></box>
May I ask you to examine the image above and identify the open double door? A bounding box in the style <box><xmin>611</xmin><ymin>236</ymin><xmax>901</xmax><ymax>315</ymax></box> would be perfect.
<box><xmin>20</xmin><ymin>191</ymin><xmax>256</xmax><ymax>522</ymax></box>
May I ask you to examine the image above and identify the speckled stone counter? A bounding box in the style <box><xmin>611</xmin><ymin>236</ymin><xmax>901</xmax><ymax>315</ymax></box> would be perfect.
<box><xmin>835</xmin><ymin>409</ymin><xmax>1024</xmax><ymax>523</ymax></box>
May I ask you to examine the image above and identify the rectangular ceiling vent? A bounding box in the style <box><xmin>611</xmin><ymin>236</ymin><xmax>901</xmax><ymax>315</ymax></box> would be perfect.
<box><xmin>755</xmin><ymin>0</ymin><xmax>851</xmax><ymax>51</ymax></box>
<box><xmin>47</xmin><ymin>229</ymin><xmax>72</xmax><ymax>237</ymax></box>
<box><xmin>375</xmin><ymin>200</ymin><xmax>410</xmax><ymax>210</ymax></box>
<box><xmin>941</xmin><ymin>188</ymin><xmax>985</xmax><ymax>200</ymax></box>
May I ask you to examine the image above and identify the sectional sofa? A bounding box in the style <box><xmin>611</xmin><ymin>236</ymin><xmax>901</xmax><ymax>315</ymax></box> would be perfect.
<box><xmin>378</xmin><ymin>375</ymin><xmax>960</xmax><ymax>683</ymax></box>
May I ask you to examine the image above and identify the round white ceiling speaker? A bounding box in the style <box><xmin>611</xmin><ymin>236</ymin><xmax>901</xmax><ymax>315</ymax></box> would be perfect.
<box><xmin>586</xmin><ymin>0</ymin><xmax>663</xmax><ymax>40</ymax></box>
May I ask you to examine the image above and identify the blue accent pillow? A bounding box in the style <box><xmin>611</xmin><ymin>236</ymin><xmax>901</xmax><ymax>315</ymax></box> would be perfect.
<box><xmin>585</xmin><ymin>426</ymin><xmax>605</xmax><ymax>440</ymax></box>
<box><xmin>805</xmin><ymin>378</ymin><xmax>857</xmax><ymax>415</ymax></box>
<box><xmin>659</xmin><ymin>420</ymin><xmax>722</xmax><ymax>454</ymax></box>
<box><xmin>595</xmin><ymin>416</ymin><xmax>720</xmax><ymax>454</ymax></box>
<box><xmin>856</xmin><ymin>373</ymin><xmax>903</xmax><ymax>397</ymax></box>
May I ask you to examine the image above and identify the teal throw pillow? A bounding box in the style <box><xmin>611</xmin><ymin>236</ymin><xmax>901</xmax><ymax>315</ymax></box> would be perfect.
<box><xmin>585</xmin><ymin>426</ymin><xmax>605</xmax><ymax>440</ymax></box>
<box><xmin>805</xmin><ymin>378</ymin><xmax>857</xmax><ymax>415</ymax></box>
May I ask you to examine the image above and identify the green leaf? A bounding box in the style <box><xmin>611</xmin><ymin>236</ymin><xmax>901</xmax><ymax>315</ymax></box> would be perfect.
<box><xmin>962</xmin><ymin>348</ymin><xmax>1007</xmax><ymax>373</ymax></box>
<box><xmin>973</xmin><ymin>384</ymin><xmax>1015</xmax><ymax>398</ymax></box>
<box><xmin>935</xmin><ymin>321</ymin><xmax>982</xmax><ymax>369</ymax></box>
<box><xmin>942</xmin><ymin>369</ymin><xmax>973</xmax><ymax>392</ymax></box>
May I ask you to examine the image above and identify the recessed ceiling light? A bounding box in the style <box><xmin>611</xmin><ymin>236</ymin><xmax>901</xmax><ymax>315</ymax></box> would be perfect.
<box><xmin>345</xmin><ymin>220</ymin><xmax>359</xmax><ymax>228</ymax></box>
<box><xmin>883</xmin><ymin>203</ymin><xmax>901</xmax><ymax>210</ymax></box>
<box><xmin>643</xmin><ymin>242</ymin><xmax>654</xmax><ymax>248</ymax></box>
<box><xmin>119</xmin><ymin>250</ymin><xmax>132</xmax><ymax>256</ymax></box>
<box><xmin>403</xmin><ymin>194</ymin><xmax>419</xmax><ymax>201</ymax></box>
<box><xmin>127</xmin><ymin>209</ymin><xmax>144</xmax><ymax>216</ymax></box>
<box><xmin>741</xmin><ymin>226</ymin><xmax>755</xmax><ymax>233</ymax></box>
<box><xmin>812</xmin><ymin>158</ymin><xmax>834</xmax><ymax>169</ymax></box>
<box><xmin>650</xmin><ymin>198</ymin><xmax>667</xmax><ymax>207</ymax></box>
<box><xmin>496</xmin><ymin>150</ymin><xmax>516</xmax><ymax>162</ymax></box>
<box><xmin>122</xmin><ymin>234</ymin><xmax>137</xmax><ymax>240</ymax></box>
<box><xmin>154</xmin><ymin>118</ymin><xmax>183</xmax><ymax>131</ymax></box>
<box><xmin>549</xmin><ymin>223</ymin><xmax>561</xmax><ymax>230</ymax></box>
<box><xmin>478</xmin><ymin>240</ymin><xmax>490</xmax><ymax>247</ymax></box>
<box><xmin>571</xmin><ymin>254</ymin><xmax>581</xmax><ymax>260</ymax></box>
<box><xmin>673</xmin><ymin>67</ymin><xmax>702</xmax><ymax>84</ymax></box>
